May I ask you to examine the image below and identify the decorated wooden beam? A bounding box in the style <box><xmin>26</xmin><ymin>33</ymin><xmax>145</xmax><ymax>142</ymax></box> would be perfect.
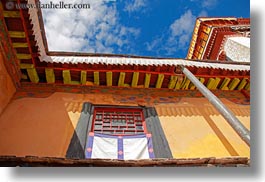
<box><xmin>106</xmin><ymin>72</ymin><xmax>112</xmax><ymax>86</ymax></box>
<box><xmin>189</xmin><ymin>78</ymin><xmax>197</xmax><ymax>90</ymax></box>
<box><xmin>237</xmin><ymin>78</ymin><xmax>248</xmax><ymax>90</ymax></box>
<box><xmin>118</xmin><ymin>72</ymin><xmax>126</xmax><ymax>87</ymax></box>
<box><xmin>174</xmin><ymin>76</ymin><xmax>184</xmax><ymax>89</ymax></box>
<box><xmin>168</xmin><ymin>75</ymin><xmax>177</xmax><ymax>89</ymax></box>
<box><xmin>3</xmin><ymin>11</ymin><xmax>20</xmax><ymax>18</ymax></box>
<box><xmin>27</xmin><ymin>68</ymin><xmax>39</xmax><ymax>83</ymax></box>
<box><xmin>20</xmin><ymin>63</ymin><xmax>34</xmax><ymax>69</ymax></box>
<box><xmin>12</xmin><ymin>42</ymin><xmax>28</xmax><ymax>48</ymax></box>
<box><xmin>93</xmin><ymin>72</ymin><xmax>100</xmax><ymax>86</ymax></box>
<box><xmin>17</xmin><ymin>54</ymin><xmax>32</xmax><ymax>60</ymax></box>
<box><xmin>144</xmin><ymin>73</ymin><xmax>151</xmax><ymax>88</ymax></box>
<box><xmin>45</xmin><ymin>68</ymin><xmax>55</xmax><ymax>83</ymax></box>
<box><xmin>63</xmin><ymin>70</ymin><xmax>71</xmax><ymax>84</ymax></box>
<box><xmin>206</xmin><ymin>78</ymin><xmax>216</xmax><ymax>89</ymax></box>
<box><xmin>155</xmin><ymin>74</ymin><xmax>164</xmax><ymax>88</ymax></box>
<box><xmin>181</xmin><ymin>77</ymin><xmax>191</xmax><ymax>90</ymax></box>
<box><xmin>220</xmin><ymin>78</ymin><xmax>231</xmax><ymax>90</ymax></box>
<box><xmin>228</xmin><ymin>78</ymin><xmax>240</xmax><ymax>90</ymax></box>
<box><xmin>245</xmin><ymin>82</ymin><xmax>250</xmax><ymax>91</ymax></box>
<box><xmin>212</xmin><ymin>78</ymin><xmax>221</xmax><ymax>90</ymax></box>
<box><xmin>131</xmin><ymin>72</ymin><xmax>139</xmax><ymax>87</ymax></box>
<box><xmin>206</xmin><ymin>77</ymin><xmax>221</xmax><ymax>90</ymax></box>
<box><xmin>80</xmin><ymin>71</ymin><xmax>87</xmax><ymax>85</ymax></box>
<box><xmin>199</xmin><ymin>77</ymin><xmax>205</xmax><ymax>84</ymax></box>
<box><xmin>8</xmin><ymin>31</ymin><xmax>26</xmax><ymax>38</ymax></box>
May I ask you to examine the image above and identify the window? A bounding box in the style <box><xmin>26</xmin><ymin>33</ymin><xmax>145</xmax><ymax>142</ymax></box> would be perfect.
<box><xmin>66</xmin><ymin>103</ymin><xmax>173</xmax><ymax>160</ymax></box>
<box><xmin>92</xmin><ymin>108</ymin><xmax>147</xmax><ymax>135</ymax></box>
<box><xmin>85</xmin><ymin>107</ymin><xmax>154</xmax><ymax>160</ymax></box>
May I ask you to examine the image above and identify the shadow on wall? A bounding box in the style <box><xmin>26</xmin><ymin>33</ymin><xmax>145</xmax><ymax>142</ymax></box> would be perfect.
<box><xmin>0</xmin><ymin>93</ymin><xmax>81</xmax><ymax>157</ymax></box>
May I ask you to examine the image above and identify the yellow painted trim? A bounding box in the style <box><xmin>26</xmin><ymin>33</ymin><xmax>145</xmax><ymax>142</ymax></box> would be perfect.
<box><xmin>80</xmin><ymin>71</ymin><xmax>87</xmax><ymax>85</ymax></box>
<box><xmin>155</xmin><ymin>74</ymin><xmax>164</xmax><ymax>88</ymax></box>
<box><xmin>207</xmin><ymin>78</ymin><xmax>215</xmax><ymax>89</ymax></box>
<box><xmin>131</xmin><ymin>72</ymin><xmax>139</xmax><ymax>87</ymax></box>
<box><xmin>71</xmin><ymin>81</ymin><xmax>80</xmax><ymax>85</ymax></box>
<box><xmin>118</xmin><ymin>72</ymin><xmax>126</xmax><ymax>87</ymax></box>
<box><xmin>181</xmin><ymin>78</ymin><xmax>191</xmax><ymax>90</ymax></box>
<box><xmin>189</xmin><ymin>78</ymin><xmax>197</xmax><ymax>90</ymax></box>
<box><xmin>12</xmin><ymin>42</ymin><xmax>28</xmax><ymax>48</ymax></box>
<box><xmin>106</xmin><ymin>72</ymin><xmax>112</xmax><ymax>86</ymax></box>
<box><xmin>17</xmin><ymin>54</ymin><xmax>32</xmax><ymax>59</ymax></box>
<box><xmin>199</xmin><ymin>77</ymin><xmax>205</xmax><ymax>84</ymax></box>
<box><xmin>3</xmin><ymin>11</ymin><xmax>20</xmax><ymax>18</ymax></box>
<box><xmin>20</xmin><ymin>63</ymin><xmax>34</xmax><ymax>69</ymax></box>
<box><xmin>144</xmin><ymin>73</ymin><xmax>151</xmax><ymax>88</ymax></box>
<box><xmin>85</xmin><ymin>81</ymin><xmax>94</xmax><ymax>86</ymax></box>
<box><xmin>45</xmin><ymin>68</ymin><xmax>55</xmax><ymax>83</ymax></box>
<box><xmin>237</xmin><ymin>78</ymin><xmax>247</xmax><ymax>90</ymax></box>
<box><xmin>245</xmin><ymin>82</ymin><xmax>250</xmax><ymax>90</ymax></box>
<box><xmin>228</xmin><ymin>78</ymin><xmax>241</xmax><ymax>90</ymax></box>
<box><xmin>220</xmin><ymin>78</ymin><xmax>231</xmax><ymax>90</ymax></box>
<box><xmin>63</xmin><ymin>70</ymin><xmax>71</xmax><ymax>84</ymax></box>
<box><xmin>174</xmin><ymin>76</ymin><xmax>184</xmax><ymax>89</ymax></box>
<box><xmin>9</xmin><ymin>31</ymin><xmax>26</xmax><ymax>38</ymax></box>
<box><xmin>212</xmin><ymin>77</ymin><xmax>221</xmax><ymax>90</ymax></box>
<box><xmin>168</xmin><ymin>75</ymin><xmax>177</xmax><ymax>89</ymax></box>
<box><xmin>27</xmin><ymin>68</ymin><xmax>39</xmax><ymax>83</ymax></box>
<box><xmin>93</xmin><ymin>72</ymin><xmax>100</xmax><ymax>86</ymax></box>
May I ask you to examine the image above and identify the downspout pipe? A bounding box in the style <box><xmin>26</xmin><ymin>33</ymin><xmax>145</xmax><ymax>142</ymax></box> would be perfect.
<box><xmin>180</xmin><ymin>65</ymin><xmax>250</xmax><ymax>146</ymax></box>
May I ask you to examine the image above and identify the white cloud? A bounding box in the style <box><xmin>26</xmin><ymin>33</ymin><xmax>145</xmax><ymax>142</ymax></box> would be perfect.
<box><xmin>145</xmin><ymin>37</ymin><xmax>163</xmax><ymax>51</ymax></box>
<box><xmin>145</xmin><ymin>10</ymin><xmax>208</xmax><ymax>56</ymax></box>
<box><xmin>170</xmin><ymin>10</ymin><xmax>195</xmax><ymax>37</ymax></box>
<box><xmin>166</xmin><ymin>10</ymin><xmax>196</xmax><ymax>54</ymax></box>
<box><xmin>41</xmin><ymin>0</ymin><xmax>140</xmax><ymax>53</ymax></box>
<box><xmin>202</xmin><ymin>0</ymin><xmax>218</xmax><ymax>8</ymax></box>
<box><xmin>190</xmin><ymin>0</ymin><xmax>218</xmax><ymax>9</ymax></box>
<box><xmin>124</xmin><ymin>0</ymin><xmax>147</xmax><ymax>13</ymax></box>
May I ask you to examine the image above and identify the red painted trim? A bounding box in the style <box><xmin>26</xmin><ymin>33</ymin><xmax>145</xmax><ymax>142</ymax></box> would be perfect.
<box><xmin>240</xmin><ymin>90</ymin><xmax>250</xmax><ymax>100</ymax></box>
<box><xmin>0</xmin><ymin>4</ymin><xmax>21</xmax><ymax>87</ymax></box>
<box><xmin>36</xmin><ymin>66</ymin><xmax>177</xmax><ymax>76</ymax></box>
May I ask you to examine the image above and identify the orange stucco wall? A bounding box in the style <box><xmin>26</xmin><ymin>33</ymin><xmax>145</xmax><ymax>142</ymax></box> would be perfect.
<box><xmin>0</xmin><ymin>92</ymin><xmax>250</xmax><ymax>158</ymax></box>
<box><xmin>0</xmin><ymin>53</ymin><xmax>16</xmax><ymax>116</ymax></box>
<box><xmin>0</xmin><ymin>92</ymin><xmax>138</xmax><ymax>157</ymax></box>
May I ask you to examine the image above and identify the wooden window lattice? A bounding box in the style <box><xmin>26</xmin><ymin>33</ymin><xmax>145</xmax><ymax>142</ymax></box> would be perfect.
<box><xmin>92</xmin><ymin>108</ymin><xmax>147</xmax><ymax>135</ymax></box>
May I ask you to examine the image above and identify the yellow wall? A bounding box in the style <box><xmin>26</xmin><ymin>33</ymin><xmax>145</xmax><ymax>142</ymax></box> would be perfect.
<box><xmin>157</xmin><ymin>98</ymin><xmax>250</xmax><ymax>158</ymax></box>
<box><xmin>0</xmin><ymin>92</ymin><xmax>250</xmax><ymax>158</ymax></box>
<box><xmin>0</xmin><ymin>53</ymin><xmax>16</xmax><ymax>116</ymax></box>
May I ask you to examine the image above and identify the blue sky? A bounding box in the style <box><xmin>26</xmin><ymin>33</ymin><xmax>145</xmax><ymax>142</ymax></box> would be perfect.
<box><xmin>41</xmin><ymin>0</ymin><xmax>250</xmax><ymax>58</ymax></box>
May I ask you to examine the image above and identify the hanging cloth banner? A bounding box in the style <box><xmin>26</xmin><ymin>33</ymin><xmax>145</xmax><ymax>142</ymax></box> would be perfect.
<box><xmin>85</xmin><ymin>132</ymin><xmax>155</xmax><ymax>160</ymax></box>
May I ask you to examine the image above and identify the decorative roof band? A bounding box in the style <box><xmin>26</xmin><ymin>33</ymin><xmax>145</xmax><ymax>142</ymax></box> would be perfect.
<box><xmin>27</xmin><ymin>0</ymin><xmax>47</xmax><ymax>60</ymax></box>
<box><xmin>41</xmin><ymin>56</ymin><xmax>250</xmax><ymax>71</ymax></box>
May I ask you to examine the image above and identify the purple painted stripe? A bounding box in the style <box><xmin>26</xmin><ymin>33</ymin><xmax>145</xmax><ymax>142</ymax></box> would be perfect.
<box><xmin>85</xmin><ymin>134</ymin><xmax>94</xmax><ymax>158</ymax></box>
<box><xmin>117</xmin><ymin>137</ymin><xmax>124</xmax><ymax>160</ymax></box>
<box><xmin>147</xmin><ymin>136</ymin><xmax>155</xmax><ymax>159</ymax></box>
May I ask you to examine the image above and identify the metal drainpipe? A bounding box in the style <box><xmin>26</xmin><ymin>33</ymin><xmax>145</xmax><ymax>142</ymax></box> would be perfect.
<box><xmin>180</xmin><ymin>65</ymin><xmax>250</xmax><ymax>146</ymax></box>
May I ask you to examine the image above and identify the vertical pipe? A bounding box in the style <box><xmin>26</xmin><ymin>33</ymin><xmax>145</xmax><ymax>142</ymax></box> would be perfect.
<box><xmin>181</xmin><ymin>66</ymin><xmax>250</xmax><ymax>146</ymax></box>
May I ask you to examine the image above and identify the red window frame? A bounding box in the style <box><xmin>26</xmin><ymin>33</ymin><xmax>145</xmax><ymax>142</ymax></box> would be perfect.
<box><xmin>91</xmin><ymin>107</ymin><xmax>147</xmax><ymax>135</ymax></box>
